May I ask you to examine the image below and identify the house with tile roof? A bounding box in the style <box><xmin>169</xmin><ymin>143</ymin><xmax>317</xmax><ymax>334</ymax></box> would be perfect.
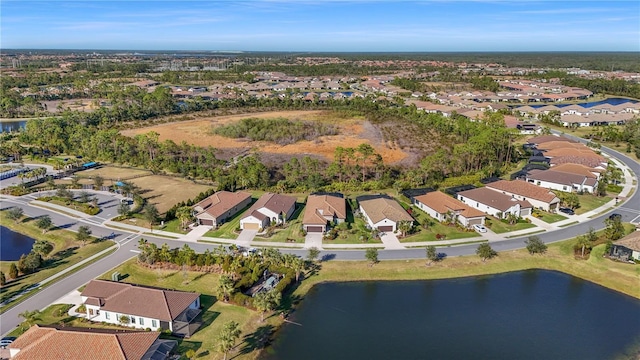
<box><xmin>239</xmin><ymin>193</ymin><xmax>296</xmax><ymax>231</ymax></box>
<box><xmin>550</xmin><ymin>163</ymin><xmax>602</xmax><ymax>179</ymax></box>
<box><xmin>485</xmin><ymin>179</ymin><xmax>560</xmax><ymax>212</ymax></box>
<box><xmin>357</xmin><ymin>195</ymin><xmax>414</xmax><ymax>232</ymax></box>
<box><xmin>525</xmin><ymin>169</ymin><xmax>599</xmax><ymax>193</ymax></box>
<box><xmin>457</xmin><ymin>187</ymin><xmax>533</xmax><ymax>219</ymax></box>
<box><xmin>303</xmin><ymin>194</ymin><xmax>347</xmax><ymax>233</ymax></box>
<box><xmin>192</xmin><ymin>191</ymin><xmax>252</xmax><ymax>227</ymax></box>
<box><xmin>413</xmin><ymin>191</ymin><xmax>485</xmax><ymax>227</ymax></box>
<box><xmin>9</xmin><ymin>325</ymin><xmax>176</xmax><ymax>360</ymax></box>
<box><xmin>80</xmin><ymin>280</ymin><xmax>201</xmax><ymax>337</ymax></box>
<box><xmin>609</xmin><ymin>231</ymin><xmax>640</xmax><ymax>262</ymax></box>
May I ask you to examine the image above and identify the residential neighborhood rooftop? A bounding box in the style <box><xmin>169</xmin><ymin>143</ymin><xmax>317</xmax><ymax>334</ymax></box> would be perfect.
<box><xmin>81</xmin><ymin>280</ymin><xmax>200</xmax><ymax>322</ymax></box>
<box><xmin>457</xmin><ymin>187</ymin><xmax>532</xmax><ymax>212</ymax></box>
<box><xmin>193</xmin><ymin>191</ymin><xmax>252</xmax><ymax>218</ymax></box>
<box><xmin>486</xmin><ymin>179</ymin><xmax>559</xmax><ymax>203</ymax></box>
<box><xmin>9</xmin><ymin>325</ymin><xmax>164</xmax><ymax>360</ymax></box>
<box><xmin>303</xmin><ymin>194</ymin><xmax>347</xmax><ymax>225</ymax></box>
<box><xmin>358</xmin><ymin>196</ymin><xmax>414</xmax><ymax>224</ymax></box>
<box><xmin>414</xmin><ymin>191</ymin><xmax>486</xmax><ymax>218</ymax></box>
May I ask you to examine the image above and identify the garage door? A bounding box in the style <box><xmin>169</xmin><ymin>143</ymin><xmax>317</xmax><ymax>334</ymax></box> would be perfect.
<box><xmin>378</xmin><ymin>226</ymin><xmax>393</xmax><ymax>232</ymax></box>
<box><xmin>467</xmin><ymin>218</ymin><xmax>483</xmax><ymax>226</ymax></box>
<box><xmin>520</xmin><ymin>208</ymin><xmax>532</xmax><ymax>216</ymax></box>
<box><xmin>306</xmin><ymin>226</ymin><xmax>324</xmax><ymax>233</ymax></box>
<box><xmin>243</xmin><ymin>222</ymin><xmax>260</xmax><ymax>230</ymax></box>
<box><xmin>199</xmin><ymin>219</ymin><xmax>214</xmax><ymax>226</ymax></box>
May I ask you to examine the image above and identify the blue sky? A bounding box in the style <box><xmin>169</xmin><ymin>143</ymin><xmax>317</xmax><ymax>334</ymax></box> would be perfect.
<box><xmin>2</xmin><ymin>1</ymin><xmax>639</xmax><ymax>51</ymax></box>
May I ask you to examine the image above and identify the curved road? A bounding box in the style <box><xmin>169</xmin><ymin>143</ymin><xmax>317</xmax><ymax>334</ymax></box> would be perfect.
<box><xmin>0</xmin><ymin>133</ymin><xmax>637</xmax><ymax>335</ymax></box>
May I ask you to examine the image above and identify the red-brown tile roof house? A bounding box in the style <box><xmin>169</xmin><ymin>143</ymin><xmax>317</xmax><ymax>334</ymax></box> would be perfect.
<box><xmin>303</xmin><ymin>194</ymin><xmax>347</xmax><ymax>233</ymax></box>
<box><xmin>9</xmin><ymin>325</ymin><xmax>176</xmax><ymax>360</ymax></box>
<box><xmin>192</xmin><ymin>191</ymin><xmax>252</xmax><ymax>227</ymax></box>
<box><xmin>457</xmin><ymin>187</ymin><xmax>533</xmax><ymax>219</ymax></box>
<box><xmin>485</xmin><ymin>180</ymin><xmax>560</xmax><ymax>212</ymax></box>
<box><xmin>80</xmin><ymin>280</ymin><xmax>202</xmax><ymax>337</ymax></box>
<box><xmin>239</xmin><ymin>193</ymin><xmax>296</xmax><ymax>231</ymax></box>
<box><xmin>357</xmin><ymin>195</ymin><xmax>414</xmax><ymax>232</ymax></box>
<box><xmin>413</xmin><ymin>191</ymin><xmax>486</xmax><ymax>227</ymax></box>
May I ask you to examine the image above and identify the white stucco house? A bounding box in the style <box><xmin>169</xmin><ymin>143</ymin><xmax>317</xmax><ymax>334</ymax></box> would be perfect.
<box><xmin>80</xmin><ymin>280</ymin><xmax>202</xmax><ymax>337</ymax></box>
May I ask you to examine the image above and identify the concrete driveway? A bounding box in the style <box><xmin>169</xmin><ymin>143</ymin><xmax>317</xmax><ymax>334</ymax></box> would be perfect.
<box><xmin>236</xmin><ymin>229</ymin><xmax>257</xmax><ymax>246</ymax></box>
<box><xmin>380</xmin><ymin>232</ymin><xmax>404</xmax><ymax>249</ymax></box>
<box><xmin>304</xmin><ymin>232</ymin><xmax>323</xmax><ymax>249</ymax></box>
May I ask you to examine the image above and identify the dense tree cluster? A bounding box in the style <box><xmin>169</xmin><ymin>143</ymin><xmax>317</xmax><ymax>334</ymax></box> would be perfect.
<box><xmin>213</xmin><ymin>117</ymin><xmax>338</xmax><ymax>145</ymax></box>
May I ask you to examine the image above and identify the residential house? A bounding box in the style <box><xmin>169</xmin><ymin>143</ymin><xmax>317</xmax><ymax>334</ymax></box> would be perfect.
<box><xmin>609</xmin><ymin>231</ymin><xmax>640</xmax><ymax>262</ymax></box>
<box><xmin>357</xmin><ymin>195</ymin><xmax>414</xmax><ymax>232</ymax></box>
<box><xmin>192</xmin><ymin>191</ymin><xmax>252</xmax><ymax>227</ymax></box>
<box><xmin>81</xmin><ymin>280</ymin><xmax>202</xmax><ymax>337</ymax></box>
<box><xmin>457</xmin><ymin>187</ymin><xmax>533</xmax><ymax>218</ymax></box>
<box><xmin>239</xmin><ymin>193</ymin><xmax>296</xmax><ymax>230</ymax></box>
<box><xmin>413</xmin><ymin>191</ymin><xmax>485</xmax><ymax>227</ymax></box>
<box><xmin>302</xmin><ymin>194</ymin><xmax>347</xmax><ymax>233</ymax></box>
<box><xmin>485</xmin><ymin>179</ymin><xmax>560</xmax><ymax>212</ymax></box>
<box><xmin>550</xmin><ymin>163</ymin><xmax>602</xmax><ymax>179</ymax></box>
<box><xmin>9</xmin><ymin>325</ymin><xmax>176</xmax><ymax>360</ymax></box>
<box><xmin>543</xmin><ymin>148</ymin><xmax>608</xmax><ymax>169</ymax></box>
<box><xmin>525</xmin><ymin>169</ymin><xmax>598</xmax><ymax>193</ymax></box>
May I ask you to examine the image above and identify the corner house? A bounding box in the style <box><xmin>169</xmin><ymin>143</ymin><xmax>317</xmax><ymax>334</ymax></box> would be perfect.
<box><xmin>81</xmin><ymin>280</ymin><xmax>202</xmax><ymax>337</ymax></box>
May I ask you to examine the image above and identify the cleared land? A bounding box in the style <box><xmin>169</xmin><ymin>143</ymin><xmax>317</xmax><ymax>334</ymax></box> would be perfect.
<box><xmin>73</xmin><ymin>166</ymin><xmax>153</xmax><ymax>181</ymax></box>
<box><xmin>128</xmin><ymin>175</ymin><xmax>212</xmax><ymax>214</ymax></box>
<box><xmin>121</xmin><ymin>110</ymin><xmax>410</xmax><ymax>164</ymax></box>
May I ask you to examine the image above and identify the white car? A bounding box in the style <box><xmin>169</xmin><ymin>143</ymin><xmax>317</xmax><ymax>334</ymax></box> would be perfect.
<box><xmin>473</xmin><ymin>224</ymin><xmax>488</xmax><ymax>233</ymax></box>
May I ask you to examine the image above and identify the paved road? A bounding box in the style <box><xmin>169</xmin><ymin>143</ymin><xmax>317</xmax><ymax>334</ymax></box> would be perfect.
<box><xmin>0</xmin><ymin>135</ymin><xmax>637</xmax><ymax>335</ymax></box>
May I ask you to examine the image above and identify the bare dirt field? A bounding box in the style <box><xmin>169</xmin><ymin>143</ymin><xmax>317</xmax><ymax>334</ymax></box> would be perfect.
<box><xmin>128</xmin><ymin>175</ymin><xmax>212</xmax><ymax>213</ymax></box>
<box><xmin>121</xmin><ymin>110</ymin><xmax>410</xmax><ymax>164</ymax></box>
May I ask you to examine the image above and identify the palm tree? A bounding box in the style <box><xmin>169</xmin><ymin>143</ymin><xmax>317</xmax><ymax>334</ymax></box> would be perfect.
<box><xmin>176</xmin><ymin>206</ymin><xmax>193</xmax><ymax>231</ymax></box>
<box><xmin>253</xmin><ymin>290</ymin><xmax>281</xmax><ymax>322</ymax></box>
<box><xmin>217</xmin><ymin>321</ymin><xmax>241</xmax><ymax>360</ymax></box>
<box><xmin>19</xmin><ymin>309</ymin><xmax>41</xmax><ymax>329</ymax></box>
<box><xmin>217</xmin><ymin>275</ymin><xmax>235</xmax><ymax>302</ymax></box>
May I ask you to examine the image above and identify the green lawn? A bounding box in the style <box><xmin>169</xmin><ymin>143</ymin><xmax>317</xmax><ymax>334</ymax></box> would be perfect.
<box><xmin>400</xmin><ymin>221</ymin><xmax>478</xmax><ymax>242</ymax></box>
<box><xmin>575</xmin><ymin>194</ymin><xmax>611</xmax><ymax>215</ymax></box>
<box><xmin>400</xmin><ymin>207</ymin><xmax>479</xmax><ymax>243</ymax></box>
<box><xmin>0</xmin><ymin>212</ymin><xmax>115</xmax><ymax>311</ymax></box>
<box><xmin>324</xmin><ymin>217</ymin><xmax>383</xmax><ymax>245</ymax></box>
<box><xmin>160</xmin><ymin>218</ymin><xmax>189</xmax><ymax>235</ymax></box>
<box><xmin>485</xmin><ymin>217</ymin><xmax>536</xmax><ymax>234</ymax></box>
<box><xmin>255</xmin><ymin>205</ymin><xmax>305</xmax><ymax>243</ymax></box>
<box><xmin>533</xmin><ymin>210</ymin><xmax>568</xmax><ymax>224</ymax></box>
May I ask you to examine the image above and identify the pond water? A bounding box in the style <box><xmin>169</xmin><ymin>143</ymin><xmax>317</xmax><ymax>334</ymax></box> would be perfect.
<box><xmin>529</xmin><ymin>97</ymin><xmax>638</xmax><ymax>109</ymax></box>
<box><xmin>0</xmin><ymin>226</ymin><xmax>35</xmax><ymax>261</ymax></box>
<box><xmin>262</xmin><ymin>270</ymin><xmax>640</xmax><ymax>360</ymax></box>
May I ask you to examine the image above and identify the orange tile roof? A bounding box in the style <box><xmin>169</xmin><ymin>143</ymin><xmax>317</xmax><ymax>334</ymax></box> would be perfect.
<box><xmin>10</xmin><ymin>325</ymin><xmax>160</xmax><ymax>360</ymax></box>
<box><xmin>81</xmin><ymin>280</ymin><xmax>199</xmax><ymax>321</ymax></box>
<box><xmin>486</xmin><ymin>180</ymin><xmax>559</xmax><ymax>203</ymax></box>
<box><xmin>303</xmin><ymin>194</ymin><xmax>347</xmax><ymax>225</ymax></box>
<box><xmin>193</xmin><ymin>191</ymin><xmax>251</xmax><ymax>218</ymax></box>
<box><xmin>414</xmin><ymin>191</ymin><xmax>485</xmax><ymax>218</ymax></box>
<box><xmin>358</xmin><ymin>196</ymin><xmax>414</xmax><ymax>223</ymax></box>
